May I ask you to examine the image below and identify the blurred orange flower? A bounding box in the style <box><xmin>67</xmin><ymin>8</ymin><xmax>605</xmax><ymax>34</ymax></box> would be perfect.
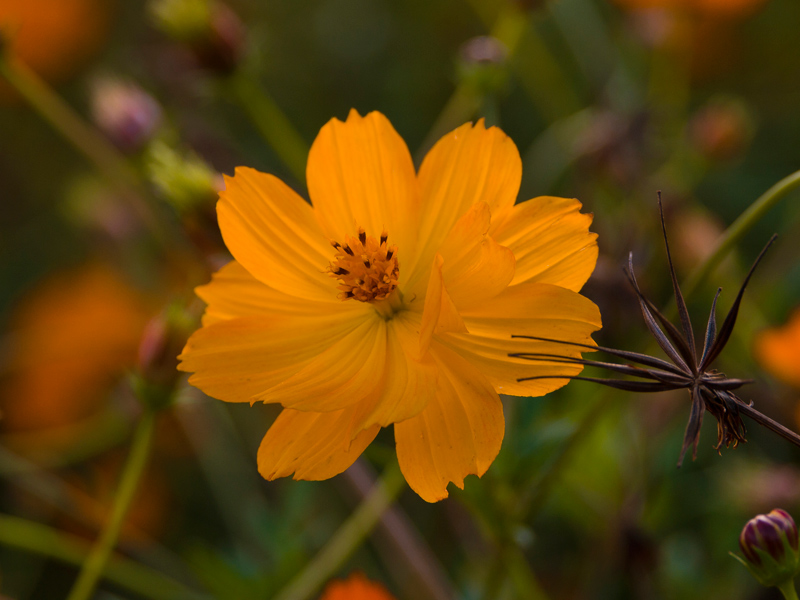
<box><xmin>613</xmin><ymin>0</ymin><xmax>768</xmax><ymax>18</ymax></box>
<box><xmin>0</xmin><ymin>0</ymin><xmax>113</xmax><ymax>85</ymax></box>
<box><xmin>319</xmin><ymin>572</ymin><xmax>396</xmax><ymax>600</ymax></box>
<box><xmin>179</xmin><ymin>110</ymin><xmax>601</xmax><ymax>502</ymax></box>
<box><xmin>755</xmin><ymin>308</ymin><xmax>800</xmax><ymax>389</ymax></box>
<box><xmin>1</xmin><ymin>265</ymin><xmax>152</xmax><ymax>434</ymax></box>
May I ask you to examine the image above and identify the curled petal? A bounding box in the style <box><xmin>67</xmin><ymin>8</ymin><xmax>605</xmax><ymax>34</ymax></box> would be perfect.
<box><xmin>407</xmin><ymin>202</ymin><xmax>515</xmax><ymax>309</ymax></box>
<box><xmin>408</xmin><ymin>120</ymin><xmax>521</xmax><ymax>285</ymax></box>
<box><xmin>419</xmin><ymin>254</ymin><xmax>467</xmax><ymax>357</ymax></box>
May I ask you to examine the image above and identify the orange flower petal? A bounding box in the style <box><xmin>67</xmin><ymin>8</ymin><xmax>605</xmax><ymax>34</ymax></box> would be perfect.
<box><xmin>217</xmin><ymin>167</ymin><xmax>336</xmax><ymax>302</ymax></box>
<box><xmin>490</xmin><ymin>196</ymin><xmax>598</xmax><ymax>292</ymax></box>
<box><xmin>408</xmin><ymin>120</ymin><xmax>521</xmax><ymax>284</ymax></box>
<box><xmin>348</xmin><ymin>311</ymin><xmax>438</xmax><ymax>433</ymax></box>
<box><xmin>447</xmin><ymin>283</ymin><xmax>602</xmax><ymax>396</ymax></box>
<box><xmin>178</xmin><ymin>311</ymin><xmax>363</xmax><ymax>404</ymax></box>
<box><xmin>258</xmin><ymin>408</ymin><xmax>379</xmax><ymax>481</ymax></box>
<box><xmin>419</xmin><ymin>254</ymin><xmax>467</xmax><ymax>357</ymax></box>
<box><xmin>197</xmin><ymin>260</ymin><xmax>367</xmax><ymax>327</ymax></box>
<box><xmin>306</xmin><ymin>109</ymin><xmax>420</xmax><ymax>283</ymax></box>
<box><xmin>395</xmin><ymin>343</ymin><xmax>504</xmax><ymax>503</ymax></box>
<box><xmin>253</xmin><ymin>315</ymin><xmax>388</xmax><ymax>412</ymax></box>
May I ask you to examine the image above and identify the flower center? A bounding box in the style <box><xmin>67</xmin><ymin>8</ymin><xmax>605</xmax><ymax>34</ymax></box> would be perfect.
<box><xmin>328</xmin><ymin>227</ymin><xmax>399</xmax><ymax>302</ymax></box>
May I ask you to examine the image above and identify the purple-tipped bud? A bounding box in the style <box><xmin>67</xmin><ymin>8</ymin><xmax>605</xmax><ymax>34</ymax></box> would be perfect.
<box><xmin>91</xmin><ymin>79</ymin><xmax>163</xmax><ymax>152</ymax></box>
<box><xmin>735</xmin><ymin>509</ymin><xmax>800</xmax><ymax>588</ymax></box>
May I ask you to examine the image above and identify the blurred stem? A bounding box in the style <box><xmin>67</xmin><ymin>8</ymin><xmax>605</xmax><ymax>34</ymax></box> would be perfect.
<box><xmin>273</xmin><ymin>461</ymin><xmax>405</xmax><ymax>600</ymax></box>
<box><xmin>342</xmin><ymin>460</ymin><xmax>456</xmax><ymax>600</ymax></box>
<box><xmin>0</xmin><ymin>56</ymin><xmax>167</xmax><ymax>245</ymax></box>
<box><xmin>517</xmin><ymin>392</ymin><xmax>614</xmax><ymax>520</ymax></box>
<box><xmin>778</xmin><ymin>580</ymin><xmax>800</xmax><ymax>600</ymax></box>
<box><xmin>66</xmin><ymin>409</ymin><xmax>157</xmax><ymax>600</ymax></box>
<box><xmin>0</xmin><ymin>513</ymin><xmax>205</xmax><ymax>600</ymax></box>
<box><xmin>680</xmin><ymin>169</ymin><xmax>800</xmax><ymax>302</ymax></box>
<box><xmin>228</xmin><ymin>72</ymin><xmax>309</xmax><ymax>184</ymax></box>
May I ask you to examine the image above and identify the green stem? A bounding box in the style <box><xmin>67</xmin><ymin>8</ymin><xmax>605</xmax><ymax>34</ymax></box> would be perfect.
<box><xmin>416</xmin><ymin>4</ymin><xmax>529</xmax><ymax>159</ymax></box>
<box><xmin>0</xmin><ymin>513</ymin><xmax>206</xmax><ymax>600</ymax></box>
<box><xmin>680</xmin><ymin>169</ymin><xmax>800</xmax><ymax>301</ymax></box>
<box><xmin>272</xmin><ymin>461</ymin><xmax>406</xmax><ymax>600</ymax></box>
<box><xmin>66</xmin><ymin>410</ymin><xmax>157</xmax><ymax>600</ymax></box>
<box><xmin>0</xmin><ymin>56</ymin><xmax>167</xmax><ymax>244</ymax></box>
<box><xmin>777</xmin><ymin>579</ymin><xmax>800</xmax><ymax>600</ymax></box>
<box><xmin>228</xmin><ymin>72</ymin><xmax>309</xmax><ymax>184</ymax></box>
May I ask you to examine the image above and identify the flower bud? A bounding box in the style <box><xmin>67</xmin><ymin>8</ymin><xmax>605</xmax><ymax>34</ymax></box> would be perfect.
<box><xmin>133</xmin><ymin>302</ymin><xmax>197</xmax><ymax>410</ymax></box>
<box><xmin>91</xmin><ymin>78</ymin><xmax>163</xmax><ymax>152</ymax></box>
<box><xmin>734</xmin><ymin>509</ymin><xmax>800</xmax><ymax>588</ymax></box>
<box><xmin>149</xmin><ymin>0</ymin><xmax>245</xmax><ymax>73</ymax></box>
<box><xmin>456</xmin><ymin>36</ymin><xmax>509</xmax><ymax>96</ymax></box>
<box><xmin>145</xmin><ymin>141</ymin><xmax>220</xmax><ymax>213</ymax></box>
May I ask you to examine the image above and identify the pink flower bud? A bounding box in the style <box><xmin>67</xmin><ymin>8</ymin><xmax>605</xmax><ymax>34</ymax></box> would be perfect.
<box><xmin>735</xmin><ymin>509</ymin><xmax>800</xmax><ymax>588</ymax></box>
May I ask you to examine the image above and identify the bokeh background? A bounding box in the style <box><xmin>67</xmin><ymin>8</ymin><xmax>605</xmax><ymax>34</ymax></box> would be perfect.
<box><xmin>1</xmin><ymin>0</ymin><xmax>800</xmax><ymax>598</ymax></box>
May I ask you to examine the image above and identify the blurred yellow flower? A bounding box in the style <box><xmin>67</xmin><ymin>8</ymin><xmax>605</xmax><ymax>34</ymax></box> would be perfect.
<box><xmin>0</xmin><ymin>0</ymin><xmax>112</xmax><ymax>87</ymax></box>
<box><xmin>1</xmin><ymin>266</ymin><xmax>151</xmax><ymax>435</ymax></box>
<box><xmin>178</xmin><ymin>110</ymin><xmax>601</xmax><ymax>502</ymax></box>
<box><xmin>755</xmin><ymin>308</ymin><xmax>800</xmax><ymax>389</ymax></box>
<box><xmin>319</xmin><ymin>572</ymin><xmax>396</xmax><ymax>600</ymax></box>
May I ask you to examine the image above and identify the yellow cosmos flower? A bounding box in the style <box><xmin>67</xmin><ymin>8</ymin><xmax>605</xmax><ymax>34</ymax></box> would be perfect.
<box><xmin>319</xmin><ymin>572</ymin><xmax>396</xmax><ymax>600</ymax></box>
<box><xmin>178</xmin><ymin>110</ymin><xmax>602</xmax><ymax>502</ymax></box>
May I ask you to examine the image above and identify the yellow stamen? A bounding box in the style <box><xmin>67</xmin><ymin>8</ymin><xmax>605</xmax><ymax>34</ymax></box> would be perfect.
<box><xmin>328</xmin><ymin>227</ymin><xmax>399</xmax><ymax>302</ymax></box>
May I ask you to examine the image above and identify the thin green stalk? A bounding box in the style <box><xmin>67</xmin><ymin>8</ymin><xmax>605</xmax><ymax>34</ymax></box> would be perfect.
<box><xmin>416</xmin><ymin>4</ymin><xmax>529</xmax><ymax>158</ymax></box>
<box><xmin>228</xmin><ymin>72</ymin><xmax>309</xmax><ymax>184</ymax></box>
<box><xmin>778</xmin><ymin>579</ymin><xmax>800</xmax><ymax>600</ymax></box>
<box><xmin>680</xmin><ymin>169</ymin><xmax>800</xmax><ymax>302</ymax></box>
<box><xmin>0</xmin><ymin>513</ymin><xmax>206</xmax><ymax>600</ymax></box>
<box><xmin>66</xmin><ymin>410</ymin><xmax>157</xmax><ymax>600</ymax></box>
<box><xmin>273</xmin><ymin>461</ymin><xmax>406</xmax><ymax>600</ymax></box>
<box><xmin>0</xmin><ymin>56</ymin><xmax>167</xmax><ymax>245</ymax></box>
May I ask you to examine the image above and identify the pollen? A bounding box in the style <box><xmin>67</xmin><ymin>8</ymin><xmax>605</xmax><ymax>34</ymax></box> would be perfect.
<box><xmin>328</xmin><ymin>227</ymin><xmax>399</xmax><ymax>302</ymax></box>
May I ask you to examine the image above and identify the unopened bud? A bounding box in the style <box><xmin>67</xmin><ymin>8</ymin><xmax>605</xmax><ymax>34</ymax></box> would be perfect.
<box><xmin>149</xmin><ymin>0</ymin><xmax>245</xmax><ymax>73</ymax></box>
<box><xmin>91</xmin><ymin>78</ymin><xmax>163</xmax><ymax>152</ymax></box>
<box><xmin>145</xmin><ymin>141</ymin><xmax>220</xmax><ymax>213</ymax></box>
<box><xmin>133</xmin><ymin>303</ymin><xmax>196</xmax><ymax>410</ymax></box>
<box><xmin>733</xmin><ymin>509</ymin><xmax>800</xmax><ymax>588</ymax></box>
<box><xmin>457</xmin><ymin>36</ymin><xmax>508</xmax><ymax>95</ymax></box>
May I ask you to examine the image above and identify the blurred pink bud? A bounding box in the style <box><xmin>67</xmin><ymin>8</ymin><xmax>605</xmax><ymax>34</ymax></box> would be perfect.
<box><xmin>91</xmin><ymin>78</ymin><xmax>163</xmax><ymax>152</ymax></box>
